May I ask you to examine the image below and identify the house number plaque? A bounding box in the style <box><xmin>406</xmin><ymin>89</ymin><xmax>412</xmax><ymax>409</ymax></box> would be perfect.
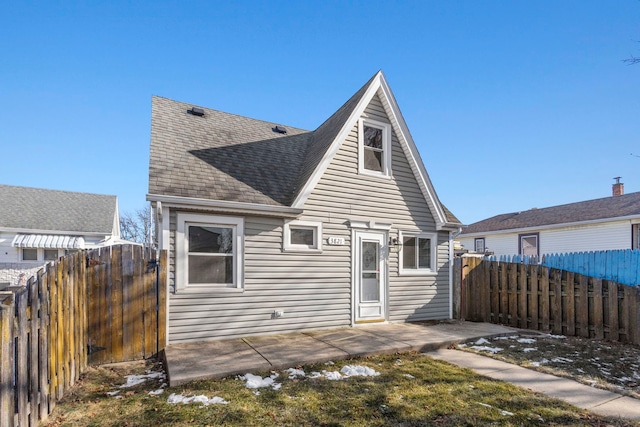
<box><xmin>327</xmin><ymin>237</ymin><xmax>345</xmax><ymax>245</ymax></box>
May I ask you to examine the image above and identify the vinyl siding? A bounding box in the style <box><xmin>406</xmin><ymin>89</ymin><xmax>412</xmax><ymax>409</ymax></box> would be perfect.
<box><xmin>459</xmin><ymin>220</ymin><xmax>634</xmax><ymax>257</ymax></box>
<box><xmin>166</xmin><ymin>93</ymin><xmax>450</xmax><ymax>343</ymax></box>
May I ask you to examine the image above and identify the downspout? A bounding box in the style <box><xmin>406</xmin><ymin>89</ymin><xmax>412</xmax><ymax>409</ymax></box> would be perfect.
<box><xmin>449</xmin><ymin>226</ymin><xmax>463</xmax><ymax>319</ymax></box>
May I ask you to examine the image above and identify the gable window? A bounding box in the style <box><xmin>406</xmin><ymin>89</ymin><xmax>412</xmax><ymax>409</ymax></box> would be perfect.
<box><xmin>283</xmin><ymin>220</ymin><xmax>322</xmax><ymax>252</ymax></box>
<box><xmin>519</xmin><ymin>233</ymin><xmax>539</xmax><ymax>257</ymax></box>
<box><xmin>358</xmin><ymin>118</ymin><xmax>392</xmax><ymax>177</ymax></box>
<box><xmin>474</xmin><ymin>238</ymin><xmax>485</xmax><ymax>253</ymax></box>
<box><xmin>399</xmin><ymin>231</ymin><xmax>437</xmax><ymax>275</ymax></box>
<box><xmin>177</xmin><ymin>213</ymin><xmax>244</xmax><ymax>290</ymax></box>
<box><xmin>22</xmin><ymin>248</ymin><xmax>38</xmax><ymax>261</ymax></box>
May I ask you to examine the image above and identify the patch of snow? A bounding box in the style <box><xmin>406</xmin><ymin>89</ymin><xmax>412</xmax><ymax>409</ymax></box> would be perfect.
<box><xmin>517</xmin><ymin>338</ymin><xmax>536</xmax><ymax>344</ymax></box>
<box><xmin>323</xmin><ymin>371</ymin><xmax>343</xmax><ymax>380</ymax></box>
<box><xmin>340</xmin><ymin>365</ymin><xmax>380</xmax><ymax>377</ymax></box>
<box><xmin>470</xmin><ymin>345</ymin><xmax>503</xmax><ymax>354</ymax></box>
<box><xmin>286</xmin><ymin>368</ymin><xmax>306</xmax><ymax>379</ymax></box>
<box><xmin>403</xmin><ymin>374</ymin><xmax>415</xmax><ymax>379</ymax></box>
<box><xmin>522</xmin><ymin>348</ymin><xmax>537</xmax><ymax>353</ymax></box>
<box><xmin>106</xmin><ymin>390</ymin><xmax>120</xmax><ymax>396</ymax></box>
<box><xmin>239</xmin><ymin>373</ymin><xmax>281</xmax><ymax>390</ymax></box>
<box><xmin>530</xmin><ymin>358</ymin><xmax>549</xmax><ymax>367</ymax></box>
<box><xmin>474</xmin><ymin>338</ymin><xmax>491</xmax><ymax>345</ymax></box>
<box><xmin>148</xmin><ymin>389</ymin><xmax>164</xmax><ymax>396</ymax></box>
<box><xmin>324</xmin><ymin>361</ymin><xmax>334</xmax><ymax>365</ymax></box>
<box><xmin>308</xmin><ymin>371</ymin><xmax>322</xmax><ymax>379</ymax></box>
<box><xmin>551</xmin><ymin>357</ymin><xmax>573</xmax><ymax>363</ymax></box>
<box><xmin>167</xmin><ymin>393</ymin><xmax>228</xmax><ymax>405</ymax></box>
<box><xmin>119</xmin><ymin>371</ymin><xmax>164</xmax><ymax>388</ymax></box>
<box><xmin>545</xmin><ymin>334</ymin><xmax>566</xmax><ymax>339</ymax></box>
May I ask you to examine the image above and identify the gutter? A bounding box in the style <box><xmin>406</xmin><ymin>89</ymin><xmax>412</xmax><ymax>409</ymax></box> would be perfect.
<box><xmin>448</xmin><ymin>226</ymin><xmax>463</xmax><ymax>319</ymax></box>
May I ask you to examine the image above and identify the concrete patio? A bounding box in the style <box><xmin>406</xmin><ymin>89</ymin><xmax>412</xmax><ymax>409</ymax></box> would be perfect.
<box><xmin>163</xmin><ymin>320</ymin><xmax>516</xmax><ymax>386</ymax></box>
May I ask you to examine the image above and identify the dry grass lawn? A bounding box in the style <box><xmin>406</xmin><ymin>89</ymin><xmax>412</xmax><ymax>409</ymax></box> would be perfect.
<box><xmin>43</xmin><ymin>351</ymin><xmax>638</xmax><ymax>427</ymax></box>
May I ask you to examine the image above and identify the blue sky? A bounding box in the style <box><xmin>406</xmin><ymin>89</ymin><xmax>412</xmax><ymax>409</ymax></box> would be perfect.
<box><xmin>1</xmin><ymin>1</ymin><xmax>638</xmax><ymax>224</ymax></box>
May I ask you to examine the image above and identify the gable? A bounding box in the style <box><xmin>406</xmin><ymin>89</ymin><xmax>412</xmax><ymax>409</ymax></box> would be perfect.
<box><xmin>302</xmin><ymin>94</ymin><xmax>437</xmax><ymax>230</ymax></box>
<box><xmin>291</xmin><ymin>72</ymin><xmax>459</xmax><ymax>230</ymax></box>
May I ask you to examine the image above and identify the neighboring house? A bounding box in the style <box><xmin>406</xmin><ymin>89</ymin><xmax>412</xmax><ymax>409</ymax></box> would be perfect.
<box><xmin>458</xmin><ymin>182</ymin><xmax>640</xmax><ymax>258</ymax></box>
<box><xmin>0</xmin><ymin>184</ymin><xmax>122</xmax><ymax>286</ymax></box>
<box><xmin>147</xmin><ymin>71</ymin><xmax>462</xmax><ymax>344</ymax></box>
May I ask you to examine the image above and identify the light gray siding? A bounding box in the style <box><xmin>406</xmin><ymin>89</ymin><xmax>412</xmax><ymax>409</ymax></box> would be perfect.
<box><xmin>459</xmin><ymin>219</ymin><xmax>635</xmax><ymax>257</ymax></box>
<box><xmin>167</xmin><ymin>93</ymin><xmax>450</xmax><ymax>343</ymax></box>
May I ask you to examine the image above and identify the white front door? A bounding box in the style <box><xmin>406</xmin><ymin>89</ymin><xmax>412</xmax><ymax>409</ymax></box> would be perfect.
<box><xmin>353</xmin><ymin>231</ymin><xmax>387</xmax><ymax>323</ymax></box>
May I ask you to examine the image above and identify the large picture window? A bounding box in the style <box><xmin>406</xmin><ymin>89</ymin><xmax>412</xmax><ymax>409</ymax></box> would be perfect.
<box><xmin>358</xmin><ymin>118</ymin><xmax>392</xmax><ymax>177</ymax></box>
<box><xmin>399</xmin><ymin>231</ymin><xmax>437</xmax><ymax>275</ymax></box>
<box><xmin>177</xmin><ymin>213</ymin><xmax>244</xmax><ymax>290</ymax></box>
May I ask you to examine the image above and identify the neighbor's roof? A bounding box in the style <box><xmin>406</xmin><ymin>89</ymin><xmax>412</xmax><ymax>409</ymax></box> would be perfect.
<box><xmin>148</xmin><ymin>72</ymin><xmax>461</xmax><ymax>226</ymax></box>
<box><xmin>461</xmin><ymin>191</ymin><xmax>640</xmax><ymax>235</ymax></box>
<box><xmin>0</xmin><ymin>184</ymin><xmax>117</xmax><ymax>234</ymax></box>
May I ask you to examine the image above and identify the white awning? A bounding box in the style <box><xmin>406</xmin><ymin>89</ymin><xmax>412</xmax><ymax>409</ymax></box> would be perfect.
<box><xmin>12</xmin><ymin>234</ymin><xmax>85</xmax><ymax>249</ymax></box>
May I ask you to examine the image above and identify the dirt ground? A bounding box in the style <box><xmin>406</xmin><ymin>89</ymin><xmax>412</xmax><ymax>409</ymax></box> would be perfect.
<box><xmin>458</xmin><ymin>332</ymin><xmax>640</xmax><ymax>399</ymax></box>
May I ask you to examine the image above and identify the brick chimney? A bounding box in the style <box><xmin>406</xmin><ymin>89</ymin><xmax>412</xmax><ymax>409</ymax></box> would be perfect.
<box><xmin>612</xmin><ymin>177</ymin><xmax>624</xmax><ymax>196</ymax></box>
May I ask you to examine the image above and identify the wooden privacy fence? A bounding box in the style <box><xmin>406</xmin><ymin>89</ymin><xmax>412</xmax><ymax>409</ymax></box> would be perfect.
<box><xmin>461</xmin><ymin>257</ymin><xmax>640</xmax><ymax>345</ymax></box>
<box><xmin>0</xmin><ymin>245</ymin><xmax>166</xmax><ymax>427</ymax></box>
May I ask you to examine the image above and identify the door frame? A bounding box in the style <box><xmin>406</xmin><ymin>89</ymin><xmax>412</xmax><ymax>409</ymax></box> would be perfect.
<box><xmin>351</xmin><ymin>229</ymin><xmax>388</xmax><ymax>325</ymax></box>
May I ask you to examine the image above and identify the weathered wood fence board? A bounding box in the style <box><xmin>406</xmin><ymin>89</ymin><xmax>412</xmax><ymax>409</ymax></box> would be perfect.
<box><xmin>461</xmin><ymin>258</ymin><xmax>640</xmax><ymax>346</ymax></box>
<box><xmin>0</xmin><ymin>245</ymin><xmax>166</xmax><ymax>427</ymax></box>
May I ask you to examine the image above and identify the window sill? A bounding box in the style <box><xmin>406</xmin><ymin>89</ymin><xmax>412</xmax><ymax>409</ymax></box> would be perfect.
<box><xmin>358</xmin><ymin>169</ymin><xmax>392</xmax><ymax>179</ymax></box>
<box><xmin>398</xmin><ymin>270</ymin><xmax>438</xmax><ymax>277</ymax></box>
<box><xmin>177</xmin><ymin>286</ymin><xmax>245</xmax><ymax>294</ymax></box>
<box><xmin>282</xmin><ymin>247</ymin><xmax>323</xmax><ymax>254</ymax></box>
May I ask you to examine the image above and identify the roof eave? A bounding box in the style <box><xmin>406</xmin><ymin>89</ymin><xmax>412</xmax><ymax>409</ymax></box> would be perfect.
<box><xmin>146</xmin><ymin>194</ymin><xmax>303</xmax><ymax>218</ymax></box>
<box><xmin>460</xmin><ymin>214</ymin><xmax>640</xmax><ymax>237</ymax></box>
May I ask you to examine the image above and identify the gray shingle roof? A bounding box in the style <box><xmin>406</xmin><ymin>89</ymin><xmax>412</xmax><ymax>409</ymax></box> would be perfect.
<box><xmin>149</xmin><ymin>75</ymin><xmax>379</xmax><ymax>207</ymax></box>
<box><xmin>0</xmin><ymin>184</ymin><xmax>117</xmax><ymax>234</ymax></box>
<box><xmin>461</xmin><ymin>192</ymin><xmax>640</xmax><ymax>235</ymax></box>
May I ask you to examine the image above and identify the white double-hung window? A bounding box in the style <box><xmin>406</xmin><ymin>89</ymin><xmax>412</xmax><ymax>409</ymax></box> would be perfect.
<box><xmin>358</xmin><ymin>118</ymin><xmax>392</xmax><ymax>177</ymax></box>
<box><xmin>399</xmin><ymin>231</ymin><xmax>437</xmax><ymax>275</ymax></box>
<box><xmin>177</xmin><ymin>213</ymin><xmax>244</xmax><ymax>290</ymax></box>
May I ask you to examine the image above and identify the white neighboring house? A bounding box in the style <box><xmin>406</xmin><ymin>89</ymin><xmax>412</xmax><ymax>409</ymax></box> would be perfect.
<box><xmin>0</xmin><ymin>184</ymin><xmax>123</xmax><ymax>287</ymax></box>
<box><xmin>458</xmin><ymin>182</ymin><xmax>640</xmax><ymax>258</ymax></box>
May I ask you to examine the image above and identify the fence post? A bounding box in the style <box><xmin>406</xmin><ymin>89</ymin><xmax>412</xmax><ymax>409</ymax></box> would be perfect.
<box><xmin>0</xmin><ymin>292</ymin><xmax>15</xmax><ymax>427</ymax></box>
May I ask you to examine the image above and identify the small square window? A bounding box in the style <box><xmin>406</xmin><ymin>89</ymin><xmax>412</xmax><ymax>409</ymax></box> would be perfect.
<box><xmin>283</xmin><ymin>221</ymin><xmax>322</xmax><ymax>252</ymax></box>
<box><xmin>399</xmin><ymin>232</ymin><xmax>437</xmax><ymax>275</ymax></box>
<box><xmin>44</xmin><ymin>249</ymin><xmax>59</xmax><ymax>261</ymax></box>
<box><xmin>22</xmin><ymin>249</ymin><xmax>38</xmax><ymax>261</ymax></box>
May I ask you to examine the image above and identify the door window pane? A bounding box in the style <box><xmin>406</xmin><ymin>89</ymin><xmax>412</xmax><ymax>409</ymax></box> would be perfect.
<box><xmin>361</xmin><ymin>272</ymin><xmax>380</xmax><ymax>302</ymax></box>
<box><xmin>361</xmin><ymin>241</ymin><xmax>378</xmax><ymax>271</ymax></box>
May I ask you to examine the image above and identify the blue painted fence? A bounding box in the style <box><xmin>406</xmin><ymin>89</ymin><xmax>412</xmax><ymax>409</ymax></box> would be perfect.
<box><xmin>489</xmin><ymin>249</ymin><xmax>640</xmax><ymax>287</ymax></box>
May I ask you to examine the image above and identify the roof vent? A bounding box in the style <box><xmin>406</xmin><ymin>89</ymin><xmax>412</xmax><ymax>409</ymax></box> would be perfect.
<box><xmin>188</xmin><ymin>107</ymin><xmax>205</xmax><ymax>117</ymax></box>
<box><xmin>272</xmin><ymin>125</ymin><xmax>287</xmax><ymax>134</ymax></box>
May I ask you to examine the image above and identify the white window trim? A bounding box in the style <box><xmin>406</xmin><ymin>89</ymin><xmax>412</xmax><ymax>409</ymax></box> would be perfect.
<box><xmin>176</xmin><ymin>213</ymin><xmax>244</xmax><ymax>291</ymax></box>
<box><xmin>283</xmin><ymin>220</ymin><xmax>323</xmax><ymax>253</ymax></box>
<box><xmin>399</xmin><ymin>231</ymin><xmax>438</xmax><ymax>276</ymax></box>
<box><xmin>358</xmin><ymin>117</ymin><xmax>392</xmax><ymax>178</ymax></box>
